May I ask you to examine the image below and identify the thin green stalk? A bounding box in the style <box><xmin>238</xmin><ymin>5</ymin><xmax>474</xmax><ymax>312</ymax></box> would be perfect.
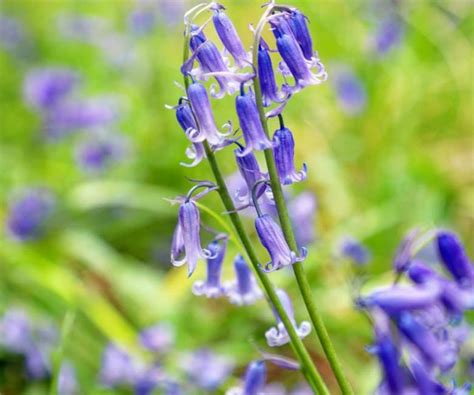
<box><xmin>181</xmin><ymin>12</ymin><xmax>328</xmax><ymax>393</ymax></box>
<box><xmin>203</xmin><ymin>142</ymin><xmax>327</xmax><ymax>395</ymax></box>
<box><xmin>251</xmin><ymin>8</ymin><xmax>354</xmax><ymax>395</ymax></box>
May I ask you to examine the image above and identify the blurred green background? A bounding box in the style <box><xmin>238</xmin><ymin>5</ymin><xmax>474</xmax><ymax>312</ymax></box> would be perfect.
<box><xmin>0</xmin><ymin>0</ymin><xmax>472</xmax><ymax>393</ymax></box>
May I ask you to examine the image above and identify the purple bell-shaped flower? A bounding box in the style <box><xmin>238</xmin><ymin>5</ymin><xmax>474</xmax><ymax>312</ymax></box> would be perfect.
<box><xmin>225</xmin><ymin>255</ymin><xmax>263</xmax><ymax>305</ymax></box>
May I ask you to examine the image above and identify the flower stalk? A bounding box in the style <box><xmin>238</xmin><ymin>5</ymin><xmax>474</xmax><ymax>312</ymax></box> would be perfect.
<box><xmin>251</xmin><ymin>5</ymin><xmax>354</xmax><ymax>395</ymax></box>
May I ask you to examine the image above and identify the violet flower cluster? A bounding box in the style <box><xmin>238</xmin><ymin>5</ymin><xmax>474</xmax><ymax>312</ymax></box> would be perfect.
<box><xmin>357</xmin><ymin>230</ymin><xmax>473</xmax><ymax>394</ymax></box>
<box><xmin>169</xmin><ymin>1</ymin><xmax>326</xmax><ymax>353</ymax></box>
<box><xmin>0</xmin><ymin>309</ymin><xmax>79</xmax><ymax>395</ymax></box>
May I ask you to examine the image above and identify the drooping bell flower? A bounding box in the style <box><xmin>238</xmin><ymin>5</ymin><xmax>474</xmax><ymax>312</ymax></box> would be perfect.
<box><xmin>233</xmin><ymin>143</ymin><xmax>267</xmax><ymax>204</ymax></box>
<box><xmin>211</xmin><ymin>4</ymin><xmax>249</xmax><ymax>68</ymax></box>
<box><xmin>395</xmin><ymin>311</ymin><xmax>453</xmax><ymax>371</ymax></box>
<box><xmin>437</xmin><ymin>231</ymin><xmax>473</xmax><ymax>287</ymax></box>
<box><xmin>410</xmin><ymin>358</ymin><xmax>448</xmax><ymax>395</ymax></box>
<box><xmin>226</xmin><ymin>360</ymin><xmax>266</xmax><ymax>395</ymax></box>
<box><xmin>25</xmin><ymin>344</ymin><xmax>50</xmax><ymax>379</ymax></box>
<box><xmin>373</xmin><ymin>15</ymin><xmax>404</xmax><ymax>55</ymax></box>
<box><xmin>265</xmin><ymin>289</ymin><xmax>311</xmax><ymax>347</ymax></box>
<box><xmin>193</xmin><ymin>237</ymin><xmax>227</xmax><ymax>298</ymax></box>
<box><xmin>338</xmin><ymin>236</ymin><xmax>371</xmax><ymax>265</ymax></box>
<box><xmin>171</xmin><ymin>199</ymin><xmax>212</xmax><ymax>277</ymax></box>
<box><xmin>270</xmin><ymin>15</ymin><xmax>326</xmax><ymax>94</ymax></box>
<box><xmin>255</xmin><ymin>213</ymin><xmax>306</xmax><ymax>272</ymax></box>
<box><xmin>288</xmin><ymin>9</ymin><xmax>313</xmax><ymax>61</ymax></box>
<box><xmin>186</xmin><ymin>24</ymin><xmax>240</xmax><ymax>98</ymax></box>
<box><xmin>171</xmin><ymin>98</ymin><xmax>205</xmax><ymax>167</ymax></box>
<box><xmin>357</xmin><ymin>284</ymin><xmax>441</xmax><ymax>314</ymax></box>
<box><xmin>225</xmin><ymin>255</ymin><xmax>263</xmax><ymax>305</ymax></box>
<box><xmin>257</xmin><ymin>39</ymin><xmax>287</xmax><ymax>107</ymax></box>
<box><xmin>235</xmin><ymin>87</ymin><xmax>273</xmax><ymax>157</ymax></box>
<box><xmin>186</xmin><ymin>81</ymin><xmax>231</xmax><ymax>146</ymax></box>
<box><xmin>139</xmin><ymin>323</ymin><xmax>175</xmax><ymax>353</ymax></box>
<box><xmin>272</xmin><ymin>116</ymin><xmax>306</xmax><ymax>185</ymax></box>
<box><xmin>368</xmin><ymin>312</ymin><xmax>405</xmax><ymax>394</ymax></box>
<box><xmin>6</xmin><ymin>188</ymin><xmax>55</xmax><ymax>241</ymax></box>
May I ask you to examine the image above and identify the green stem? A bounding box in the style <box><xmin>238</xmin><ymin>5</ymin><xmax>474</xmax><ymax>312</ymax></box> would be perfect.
<box><xmin>251</xmin><ymin>9</ymin><xmax>354</xmax><ymax>395</ymax></box>
<box><xmin>181</xmin><ymin>13</ymin><xmax>328</xmax><ymax>394</ymax></box>
<box><xmin>204</xmin><ymin>142</ymin><xmax>328</xmax><ymax>395</ymax></box>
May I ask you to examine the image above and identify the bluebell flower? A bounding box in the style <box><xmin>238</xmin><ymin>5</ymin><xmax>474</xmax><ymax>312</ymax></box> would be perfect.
<box><xmin>23</xmin><ymin>68</ymin><xmax>79</xmax><ymax>110</ymax></box>
<box><xmin>99</xmin><ymin>343</ymin><xmax>135</xmax><ymax>388</ymax></box>
<box><xmin>6</xmin><ymin>188</ymin><xmax>55</xmax><ymax>241</ymax></box>
<box><xmin>373</xmin><ymin>15</ymin><xmax>404</xmax><ymax>55</ymax></box>
<box><xmin>233</xmin><ymin>144</ymin><xmax>267</xmax><ymax>205</ymax></box>
<box><xmin>288</xmin><ymin>192</ymin><xmax>317</xmax><ymax>248</ymax></box>
<box><xmin>187</xmin><ymin>25</ymin><xmax>239</xmax><ymax>99</ymax></box>
<box><xmin>339</xmin><ymin>236</ymin><xmax>371</xmax><ymax>265</ymax></box>
<box><xmin>193</xmin><ymin>237</ymin><xmax>227</xmax><ymax>298</ymax></box>
<box><xmin>139</xmin><ymin>323</ymin><xmax>175</xmax><ymax>353</ymax></box>
<box><xmin>170</xmin><ymin>99</ymin><xmax>205</xmax><ymax>167</ymax></box>
<box><xmin>270</xmin><ymin>15</ymin><xmax>326</xmax><ymax>94</ymax></box>
<box><xmin>272</xmin><ymin>120</ymin><xmax>307</xmax><ymax>185</ymax></box>
<box><xmin>226</xmin><ymin>360</ymin><xmax>266</xmax><ymax>395</ymax></box>
<box><xmin>266</xmin><ymin>289</ymin><xmax>311</xmax><ymax>347</ymax></box>
<box><xmin>257</xmin><ymin>39</ymin><xmax>287</xmax><ymax>107</ymax></box>
<box><xmin>0</xmin><ymin>15</ymin><xmax>30</xmax><ymax>57</ymax></box>
<box><xmin>134</xmin><ymin>365</ymin><xmax>164</xmax><ymax>395</ymax></box>
<box><xmin>235</xmin><ymin>88</ymin><xmax>273</xmax><ymax>157</ymax></box>
<box><xmin>368</xmin><ymin>312</ymin><xmax>405</xmax><ymax>395</ymax></box>
<box><xmin>255</xmin><ymin>214</ymin><xmax>306</xmax><ymax>272</ymax></box>
<box><xmin>437</xmin><ymin>231</ymin><xmax>473</xmax><ymax>287</ymax></box>
<box><xmin>224</xmin><ymin>255</ymin><xmax>263</xmax><ymax>305</ymax></box>
<box><xmin>171</xmin><ymin>189</ymin><xmax>215</xmax><ymax>277</ymax></box>
<box><xmin>288</xmin><ymin>9</ymin><xmax>313</xmax><ymax>61</ymax></box>
<box><xmin>410</xmin><ymin>358</ymin><xmax>447</xmax><ymax>395</ymax></box>
<box><xmin>332</xmin><ymin>66</ymin><xmax>367</xmax><ymax>115</ymax></box>
<box><xmin>75</xmin><ymin>132</ymin><xmax>128</xmax><ymax>173</ymax></box>
<box><xmin>180</xmin><ymin>349</ymin><xmax>234</xmax><ymax>391</ymax></box>
<box><xmin>0</xmin><ymin>309</ymin><xmax>33</xmax><ymax>353</ymax></box>
<box><xmin>395</xmin><ymin>311</ymin><xmax>453</xmax><ymax>371</ymax></box>
<box><xmin>186</xmin><ymin>81</ymin><xmax>231</xmax><ymax>145</ymax></box>
<box><xmin>25</xmin><ymin>344</ymin><xmax>50</xmax><ymax>379</ymax></box>
<box><xmin>357</xmin><ymin>284</ymin><xmax>441</xmax><ymax>314</ymax></box>
<box><xmin>58</xmin><ymin>362</ymin><xmax>79</xmax><ymax>395</ymax></box>
<box><xmin>211</xmin><ymin>4</ymin><xmax>249</xmax><ymax>68</ymax></box>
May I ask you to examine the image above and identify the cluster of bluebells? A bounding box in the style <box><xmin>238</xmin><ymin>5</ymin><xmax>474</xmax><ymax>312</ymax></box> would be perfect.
<box><xmin>169</xmin><ymin>1</ymin><xmax>326</xmax><ymax>350</ymax></box>
<box><xmin>357</xmin><ymin>230</ymin><xmax>473</xmax><ymax>394</ymax></box>
<box><xmin>99</xmin><ymin>323</ymin><xmax>237</xmax><ymax>394</ymax></box>
<box><xmin>0</xmin><ymin>309</ymin><xmax>79</xmax><ymax>395</ymax></box>
<box><xmin>23</xmin><ymin>67</ymin><xmax>128</xmax><ymax>172</ymax></box>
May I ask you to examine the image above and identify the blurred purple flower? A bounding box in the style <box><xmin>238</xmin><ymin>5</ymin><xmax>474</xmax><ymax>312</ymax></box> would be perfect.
<box><xmin>373</xmin><ymin>15</ymin><xmax>404</xmax><ymax>55</ymax></box>
<box><xmin>181</xmin><ymin>349</ymin><xmax>234</xmax><ymax>391</ymax></box>
<box><xmin>25</xmin><ymin>344</ymin><xmax>50</xmax><ymax>379</ymax></box>
<box><xmin>6</xmin><ymin>188</ymin><xmax>55</xmax><ymax>241</ymax></box>
<box><xmin>128</xmin><ymin>8</ymin><xmax>157</xmax><ymax>36</ymax></box>
<box><xmin>134</xmin><ymin>365</ymin><xmax>164</xmax><ymax>395</ymax></box>
<box><xmin>58</xmin><ymin>362</ymin><xmax>79</xmax><ymax>395</ymax></box>
<box><xmin>23</xmin><ymin>68</ymin><xmax>79</xmax><ymax>110</ymax></box>
<box><xmin>0</xmin><ymin>309</ymin><xmax>33</xmax><ymax>353</ymax></box>
<box><xmin>193</xmin><ymin>237</ymin><xmax>227</xmax><ymax>298</ymax></box>
<box><xmin>266</xmin><ymin>289</ymin><xmax>311</xmax><ymax>347</ymax></box>
<box><xmin>339</xmin><ymin>236</ymin><xmax>371</xmax><ymax>265</ymax></box>
<box><xmin>289</xmin><ymin>192</ymin><xmax>317</xmax><ymax>248</ymax></box>
<box><xmin>437</xmin><ymin>230</ymin><xmax>473</xmax><ymax>287</ymax></box>
<box><xmin>332</xmin><ymin>66</ymin><xmax>367</xmax><ymax>115</ymax></box>
<box><xmin>224</xmin><ymin>255</ymin><xmax>263</xmax><ymax>305</ymax></box>
<box><xmin>226</xmin><ymin>360</ymin><xmax>266</xmax><ymax>395</ymax></box>
<box><xmin>56</xmin><ymin>14</ymin><xmax>111</xmax><ymax>43</ymax></box>
<box><xmin>99</xmin><ymin>343</ymin><xmax>136</xmax><ymax>388</ymax></box>
<box><xmin>75</xmin><ymin>132</ymin><xmax>128</xmax><ymax>172</ymax></box>
<box><xmin>139</xmin><ymin>323</ymin><xmax>175</xmax><ymax>353</ymax></box>
<box><xmin>0</xmin><ymin>15</ymin><xmax>29</xmax><ymax>54</ymax></box>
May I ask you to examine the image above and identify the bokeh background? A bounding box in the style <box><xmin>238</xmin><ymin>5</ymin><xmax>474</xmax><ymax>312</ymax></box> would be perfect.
<box><xmin>0</xmin><ymin>0</ymin><xmax>472</xmax><ymax>394</ymax></box>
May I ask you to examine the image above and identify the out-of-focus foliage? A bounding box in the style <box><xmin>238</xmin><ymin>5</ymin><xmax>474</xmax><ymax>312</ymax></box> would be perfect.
<box><xmin>0</xmin><ymin>0</ymin><xmax>472</xmax><ymax>393</ymax></box>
